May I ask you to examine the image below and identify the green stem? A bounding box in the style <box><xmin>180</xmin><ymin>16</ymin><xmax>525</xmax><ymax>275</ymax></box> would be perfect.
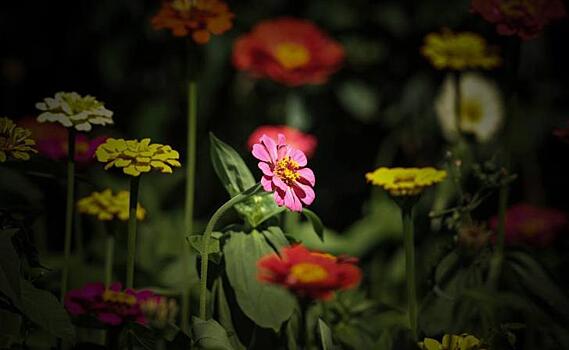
<box><xmin>60</xmin><ymin>128</ymin><xmax>76</xmax><ymax>301</ymax></box>
<box><xmin>126</xmin><ymin>176</ymin><xmax>140</xmax><ymax>289</ymax></box>
<box><xmin>199</xmin><ymin>183</ymin><xmax>262</xmax><ymax>319</ymax></box>
<box><xmin>401</xmin><ymin>206</ymin><xmax>417</xmax><ymax>340</ymax></box>
<box><xmin>104</xmin><ymin>233</ymin><xmax>115</xmax><ymax>287</ymax></box>
<box><xmin>487</xmin><ymin>184</ymin><xmax>508</xmax><ymax>289</ymax></box>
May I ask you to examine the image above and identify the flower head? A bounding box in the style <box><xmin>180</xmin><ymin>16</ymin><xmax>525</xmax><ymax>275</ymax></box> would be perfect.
<box><xmin>471</xmin><ymin>0</ymin><xmax>566</xmax><ymax>40</ymax></box>
<box><xmin>248</xmin><ymin>125</ymin><xmax>317</xmax><ymax>158</ymax></box>
<box><xmin>36</xmin><ymin>92</ymin><xmax>113</xmax><ymax>132</ymax></box>
<box><xmin>419</xmin><ymin>334</ymin><xmax>486</xmax><ymax>350</ymax></box>
<box><xmin>435</xmin><ymin>73</ymin><xmax>505</xmax><ymax>143</ymax></box>
<box><xmin>252</xmin><ymin>133</ymin><xmax>315</xmax><ymax>212</ymax></box>
<box><xmin>421</xmin><ymin>29</ymin><xmax>501</xmax><ymax>70</ymax></box>
<box><xmin>77</xmin><ymin>189</ymin><xmax>146</xmax><ymax>221</ymax></box>
<box><xmin>233</xmin><ymin>17</ymin><xmax>345</xmax><ymax>86</ymax></box>
<box><xmin>95</xmin><ymin>138</ymin><xmax>181</xmax><ymax>177</ymax></box>
<box><xmin>64</xmin><ymin>282</ymin><xmax>158</xmax><ymax>326</ymax></box>
<box><xmin>151</xmin><ymin>0</ymin><xmax>234</xmax><ymax>44</ymax></box>
<box><xmin>0</xmin><ymin>117</ymin><xmax>37</xmax><ymax>162</ymax></box>
<box><xmin>489</xmin><ymin>203</ymin><xmax>567</xmax><ymax>247</ymax></box>
<box><xmin>257</xmin><ymin>245</ymin><xmax>361</xmax><ymax>300</ymax></box>
<box><xmin>140</xmin><ymin>296</ymin><xmax>179</xmax><ymax>329</ymax></box>
<box><xmin>366</xmin><ymin>167</ymin><xmax>447</xmax><ymax>197</ymax></box>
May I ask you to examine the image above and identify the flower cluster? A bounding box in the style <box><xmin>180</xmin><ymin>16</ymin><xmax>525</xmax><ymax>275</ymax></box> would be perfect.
<box><xmin>64</xmin><ymin>282</ymin><xmax>158</xmax><ymax>326</ymax></box>
<box><xmin>257</xmin><ymin>245</ymin><xmax>361</xmax><ymax>300</ymax></box>
<box><xmin>421</xmin><ymin>29</ymin><xmax>501</xmax><ymax>70</ymax></box>
<box><xmin>419</xmin><ymin>333</ymin><xmax>486</xmax><ymax>350</ymax></box>
<box><xmin>233</xmin><ymin>17</ymin><xmax>344</xmax><ymax>86</ymax></box>
<box><xmin>489</xmin><ymin>203</ymin><xmax>567</xmax><ymax>247</ymax></box>
<box><xmin>252</xmin><ymin>134</ymin><xmax>315</xmax><ymax>212</ymax></box>
<box><xmin>95</xmin><ymin>138</ymin><xmax>181</xmax><ymax>177</ymax></box>
<box><xmin>77</xmin><ymin>189</ymin><xmax>146</xmax><ymax>221</ymax></box>
<box><xmin>0</xmin><ymin>117</ymin><xmax>37</xmax><ymax>162</ymax></box>
<box><xmin>151</xmin><ymin>0</ymin><xmax>234</xmax><ymax>44</ymax></box>
<box><xmin>435</xmin><ymin>73</ymin><xmax>505</xmax><ymax>143</ymax></box>
<box><xmin>471</xmin><ymin>0</ymin><xmax>567</xmax><ymax>40</ymax></box>
<box><xmin>248</xmin><ymin>125</ymin><xmax>317</xmax><ymax>159</ymax></box>
<box><xmin>36</xmin><ymin>92</ymin><xmax>114</xmax><ymax>132</ymax></box>
<box><xmin>366</xmin><ymin>167</ymin><xmax>447</xmax><ymax>197</ymax></box>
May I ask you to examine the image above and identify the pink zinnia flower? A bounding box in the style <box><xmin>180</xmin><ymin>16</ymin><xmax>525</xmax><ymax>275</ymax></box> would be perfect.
<box><xmin>64</xmin><ymin>282</ymin><xmax>158</xmax><ymax>326</ymax></box>
<box><xmin>489</xmin><ymin>203</ymin><xmax>568</xmax><ymax>247</ymax></box>
<box><xmin>252</xmin><ymin>134</ymin><xmax>315</xmax><ymax>212</ymax></box>
<box><xmin>471</xmin><ymin>0</ymin><xmax>566</xmax><ymax>40</ymax></box>
<box><xmin>247</xmin><ymin>125</ymin><xmax>317</xmax><ymax>158</ymax></box>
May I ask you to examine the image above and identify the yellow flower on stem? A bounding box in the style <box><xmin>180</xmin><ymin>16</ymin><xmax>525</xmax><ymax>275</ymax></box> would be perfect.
<box><xmin>77</xmin><ymin>189</ymin><xmax>146</xmax><ymax>221</ymax></box>
<box><xmin>0</xmin><ymin>117</ymin><xmax>37</xmax><ymax>162</ymax></box>
<box><xmin>421</xmin><ymin>29</ymin><xmax>501</xmax><ymax>70</ymax></box>
<box><xmin>419</xmin><ymin>333</ymin><xmax>486</xmax><ymax>350</ymax></box>
<box><xmin>36</xmin><ymin>92</ymin><xmax>113</xmax><ymax>132</ymax></box>
<box><xmin>95</xmin><ymin>138</ymin><xmax>181</xmax><ymax>177</ymax></box>
<box><xmin>365</xmin><ymin>167</ymin><xmax>447</xmax><ymax>197</ymax></box>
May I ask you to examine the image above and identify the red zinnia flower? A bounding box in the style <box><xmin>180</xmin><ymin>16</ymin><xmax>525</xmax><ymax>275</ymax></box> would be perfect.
<box><xmin>489</xmin><ymin>203</ymin><xmax>568</xmax><ymax>247</ymax></box>
<box><xmin>257</xmin><ymin>245</ymin><xmax>362</xmax><ymax>300</ymax></box>
<box><xmin>151</xmin><ymin>0</ymin><xmax>234</xmax><ymax>44</ymax></box>
<box><xmin>233</xmin><ymin>17</ymin><xmax>345</xmax><ymax>86</ymax></box>
<box><xmin>247</xmin><ymin>125</ymin><xmax>317</xmax><ymax>159</ymax></box>
<box><xmin>471</xmin><ymin>0</ymin><xmax>567</xmax><ymax>40</ymax></box>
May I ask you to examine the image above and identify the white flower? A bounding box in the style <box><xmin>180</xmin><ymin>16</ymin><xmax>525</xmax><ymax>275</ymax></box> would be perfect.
<box><xmin>435</xmin><ymin>73</ymin><xmax>504</xmax><ymax>143</ymax></box>
<box><xmin>36</xmin><ymin>92</ymin><xmax>113</xmax><ymax>132</ymax></box>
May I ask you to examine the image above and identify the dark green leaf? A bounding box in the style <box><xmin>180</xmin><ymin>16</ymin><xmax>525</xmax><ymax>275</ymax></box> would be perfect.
<box><xmin>120</xmin><ymin>323</ymin><xmax>157</xmax><ymax>350</ymax></box>
<box><xmin>318</xmin><ymin>319</ymin><xmax>336</xmax><ymax>350</ymax></box>
<box><xmin>301</xmin><ymin>209</ymin><xmax>324</xmax><ymax>242</ymax></box>
<box><xmin>213</xmin><ymin>278</ymin><xmax>246</xmax><ymax>350</ymax></box>
<box><xmin>188</xmin><ymin>234</ymin><xmax>221</xmax><ymax>256</ymax></box>
<box><xmin>0</xmin><ymin>309</ymin><xmax>22</xmax><ymax>348</ymax></box>
<box><xmin>260</xmin><ymin>226</ymin><xmax>290</xmax><ymax>251</ymax></box>
<box><xmin>0</xmin><ymin>229</ymin><xmax>22</xmax><ymax>309</ymax></box>
<box><xmin>192</xmin><ymin>317</ymin><xmax>235</xmax><ymax>350</ymax></box>
<box><xmin>224</xmin><ymin>231</ymin><xmax>296</xmax><ymax>331</ymax></box>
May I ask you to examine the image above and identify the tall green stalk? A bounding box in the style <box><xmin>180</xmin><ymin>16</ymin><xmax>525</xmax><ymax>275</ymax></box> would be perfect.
<box><xmin>401</xmin><ymin>205</ymin><xmax>417</xmax><ymax>341</ymax></box>
<box><xmin>126</xmin><ymin>176</ymin><xmax>140</xmax><ymax>289</ymax></box>
<box><xmin>61</xmin><ymin>128</ymin><xmax>76</xmax><ymax>301</ymax></box>
<box><xmin>199</xmin><ymin>184</ymin><xmax>261</xmax><ymax>319</ymax></box>
<box><xmin>104</xmin><ymin>233</ymin><xmax>115</xmax><ymax>287</ymax></box>
<box><xmin>487</xmin><ymin>184</ymin><xmax>508</xmax><ymax>289</ymax></box>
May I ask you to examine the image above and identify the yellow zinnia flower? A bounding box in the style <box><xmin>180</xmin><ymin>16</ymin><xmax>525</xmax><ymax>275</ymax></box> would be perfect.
<box><xmin>95</xmin><ymin>138</ymin><xmax>181</xmax><ymax>177</ymax></box>
<box><xmin>77</xmin><ymin>189</ymin><xmax>146</xmax><ymax>221</ymax></box>
<box><xmin>419</xmin><ymin>333</ymin><xmax>485</xmax><ymax>350</ymax></box>
<box><xmin>0</xmin><ymin>117</ymin><xmax>37</xmax><ymax>162</ymax></box>
<box><xmin>365</xmin><ymin>167</ymin><xmax>447</xmax><ymax>197</ymax></box>
<box><xmin>36</xmin><ymin>92</ymin><xmax>113</xmax><ymax>132</ymax></box>
<box><xmin>421</xmin><ymin>29</ymin><xmax>501</xmax><ymax>70</ymax></box>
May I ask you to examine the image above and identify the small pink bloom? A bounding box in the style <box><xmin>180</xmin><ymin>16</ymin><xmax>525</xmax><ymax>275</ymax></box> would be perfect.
<box><xmin>252</xmin><ymin>134</ymin><xmax>315</xmax><ymax>212</ymax></box>
<box><xmin>248</xmin><ymin>125</ymin><xmax>317</xmax><ymax>158</ymax></box>
<box><xmin>489</xmin><ymin>203</ymin><xmax>568</xmax><ymax>247</ymax></box>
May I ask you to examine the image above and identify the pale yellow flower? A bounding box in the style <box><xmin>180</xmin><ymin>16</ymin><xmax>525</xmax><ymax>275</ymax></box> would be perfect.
<box><xmin>77</xmin><ymin>189</ymin><xmax>146</xmax><ymax>221</ymax></box>
<box><xmin>36</xmin><ymin>92</ymin><xmax>113</xmax><ymax>132</ymax></box>
<box><xmin>0</xmin><ymin>117</ymin><xmax>37</xmax><ymax>162</ymax></box>
<box><xmin>95</xmin><ymin>138</ymin><xmax>181</xmax><ymax>177</ymax></box>
<box><xmin>419</xmin><ymin>333</ymin><xmax>485</xmax><ymax>350</ymax></box>
<box><xmin>366</xmin><ymin>167</ymin><xmax>447</xmax><ymax>196</ymax></box>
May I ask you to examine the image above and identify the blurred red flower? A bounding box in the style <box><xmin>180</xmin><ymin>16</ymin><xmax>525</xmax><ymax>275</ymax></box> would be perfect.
<box><xmin>471</xmin><ymin>0</ymin><xmax>566</xmax><ymax>40</ymax></box>
<box><xmin>248</xmin><ymin>125</ymin><xmax>317</xmax><ymax>159</ymax></box>
<box><xmin>257</xmin><ymin>245</ymin><xmax>361</xmax><ymax>300</ymax></box>
<box><xmin>233</xmin><ymin>17</ymin><xmax>344</xmax><ymax>86</ymax></box>
<box><xmin>151</xmin><ymin>0</ymin><xmax>234</xmax><ymax>44</ymax></box>
<box><xmin>554</xmin><ymin>122</ymin><xmax>569</xmax><ymax>143</ymax></box>
<box><xmin>489</xmin><ymin>203</ymin><xmax>567</xmax><ymax>247</ymax></box>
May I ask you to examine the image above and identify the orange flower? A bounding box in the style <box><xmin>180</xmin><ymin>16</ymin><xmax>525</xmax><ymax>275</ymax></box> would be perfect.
<box><xmin>233</xmin><ymin>17</ymin><xmax>345</xmax><ymax>86</ymax></box>
<box><xmin>257</xmin><ymin>245</ymin><xmax>361</xmax><ymax>300</ymax></box>
<box><xmin>151</xmin><ymin>0</ymin><xmax>234</xmax><ymax>44</ymax></box>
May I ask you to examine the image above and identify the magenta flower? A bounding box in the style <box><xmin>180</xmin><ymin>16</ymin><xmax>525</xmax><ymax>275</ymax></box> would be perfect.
<box><xmin>252</xmin><ymin>134</ymin><xmax>315</xmax><ymax>212</ymax></box>
<box><xmin>247</xmin><ymin>125</ymin><xmax>318</xmax><ymax>158</ymax></box>
<box><xmin>38</xmin><ymin>134</ymin><xmax>107</xmax><ymax>164</ymax></box>
<box><xmin>64</xmin><ymin>282</ymin><xmax>157</xmax><ymax>326</ymax></box>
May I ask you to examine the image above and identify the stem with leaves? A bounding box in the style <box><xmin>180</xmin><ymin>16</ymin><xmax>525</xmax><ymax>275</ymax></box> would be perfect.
<box><xmin>126</xmin><ymin>176</ymin><xmax>140</xmax><ymax>289</ymax></box>
<box><xmin>60</xmin><ymin>128</ymin><xmax>76</xmax><ymax>301</ymax></box>
<box><xmin>401</xmin><ymin>205</ymin><xmax>417</xmax><ymax>340</ymax></box>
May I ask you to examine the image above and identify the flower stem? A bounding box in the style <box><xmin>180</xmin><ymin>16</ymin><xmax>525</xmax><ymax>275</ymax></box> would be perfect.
<box><xmin>126</xmin><ymin>176</ymin><xmax>140</xmax><ymax>289</ymax></box>
<box><xmin>401</xmin><ymin>205</ymin><xmax>417</xmax><ymax>340</ymax></box>
<box><xmin>198</xmin><ymin>183</ymin><xmax>262</xmax><ymax>319</ymax></box>
<box><xmin>487</xmin><ymin>184</ymin><xmax>508</xmax><ymax>289</ymax></box>
<box><xmin>60</xmin><ymin>128</ymin><xmax>76</xmax><ymax>301</ymax></box>
<box><xmin>104</xmin><ymin>233</ymin><xmax>115</xmax><ymax>287</ymax></box>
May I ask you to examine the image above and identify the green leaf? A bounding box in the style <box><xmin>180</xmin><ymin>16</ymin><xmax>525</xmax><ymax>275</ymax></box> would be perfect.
<box><xmin>318</xmin><ymin>319</ymin><xmax>336</xmax><ymax>350</ymax></box>
<box><xmin>260</xmin><ymin>226</ymin><xmax>290</xmax><ymax>250</ymax></box>
<box><xmin>188</xmin><ymin>234</ymin><xmax>222</xmax><ymax>264</ymax></box>
<box><xmin>20</xmin><ymin>279</ymin><xmax>75</xmax><ymax>342</ymax></box>
<box><xmin>0</xmin><ymin>309</ymin><xmax>22</xmax><ymax>348</ymax></box>
<box><xmin>213</xmin><ymin>278</ymin><xmax>246</xmax><ymax>350</ymax></box>
<box><xmin>0</xmin><ymin>229</ymin><xmax>22</xmax><ymax>309</ymax></box>
<box><xmin>337</xmin><ymin>80</ymin><xmax>379</xmax><ymax>123</ymax></box>
<box><xmin>192</xmin><ymin>317</ymin><xmax>235</xmax><ymax>350</ymax></box>
<box><xmin>120</xmin><ymin>323</ymin><xmax>157</xmax><ymax>350</ymax></box>
<box><xmin>224</xmin><ymin>231</ymin><xmax>296</xmax><ymax>331</ymax></box>
<box><xmin>301</xmin><ymin>209</ymin><xmax>325</xmax><ymax>242</ymax></box>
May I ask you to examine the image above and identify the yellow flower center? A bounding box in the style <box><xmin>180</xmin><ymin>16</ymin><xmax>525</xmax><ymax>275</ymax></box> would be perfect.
<box><xmin>102</xmin><ymin>289</ymin><xmax>137</xmax><ymax>306</ymax></box>
<box><xmin>274</xmin><ymin>42</ymin><xmax>311</xmax><ymax>70</ymax></box>
<box><xmin>460</xmin><ymin>99</ymin><xmax>483</xmax><ymax>123</ymax></box>
<box><xmin>290</xmin><ymin>263</ymin><xmax>329</xmax><ymax>283</ymax></box>
<box><xmin>519</xmin><ymin>219</ymin><xmax>545</xmax><ymax>238</ymax></box>
<box><xmin>172</xmin><ymin>0</ymin><xmax>193</xmax><ymax>12</ymax></box>
<box><xmin>500</xmin><ymin>0</ymin><xmax>536</xmax><ymax>17</ymax></box>
<box><xmin>274</xmin><ymin>156</ymin><xmax>300</xmax><ymax>185</ymax></box>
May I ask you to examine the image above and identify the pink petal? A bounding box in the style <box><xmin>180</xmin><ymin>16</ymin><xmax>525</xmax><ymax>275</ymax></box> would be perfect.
<box><xmin>295</xmin><ymin>182</ymin><xmax>315</xmax><ymax>205</ymax></box>
<box><xmin>277</xmin><ymin>144</ymin><xmax>289</xmax><ymax>160</ymax></box>
<box><xmin>274</xmin><ymin>190</ymin><xmax>285</xmax><ymax>206</ymax></box>
<box><xmin>260</xmin><ymin>135</ymin><xmax>278</xmax><ymax>163</ymax></box>
<box><xmin>289</xmin><ymin>148</ymin><xmax>307</xmax><ymax>167</ymax></box>
<box><xmin>261</xmin><ymin>175</ymin><xmax>273</xmax><ymax>191</ymax></box>
<box><xmin>98</xmin><ymin>312</ymin><xmax>123</xmax><ymax>326</ymax></box>
<box><xmin>272</xmin><ymin>176</ymin><xmax>289</xmax><ymax>192</ymax></box>
<box><xmin>284</xmin><ymin>188</ymin><xmax>303</xmax><ymax>212</ymax></box>
<box><xmin>258</xmin><ymin>162</ymin><xmax>273</xmax><ymax>176</ymax></box>
<box><xmin>297</xmin><ymin>168</ymin><xmax>315</xmax><ymax>186</ymax></box>
<box><xmin>252</xmin><ymin>144</ymin><xmax>271</xmax><ymax>162</ymax></box>
<box><xmin>277</xmin><ymin>133</ymin><xmax>287</xmax><ymax>146</ymax></box>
